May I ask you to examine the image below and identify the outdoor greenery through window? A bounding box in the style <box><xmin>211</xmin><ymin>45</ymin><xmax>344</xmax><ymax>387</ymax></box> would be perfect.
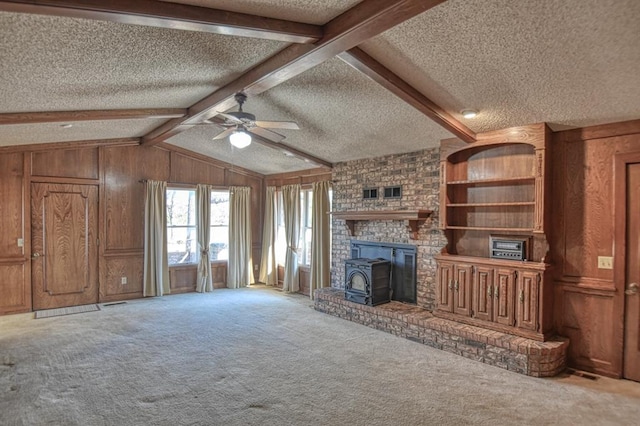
<box><xmin>167</xmin><ymin>189</ymin><xmax>197</xmax><ymax>265</ymax></box>
<box><xmin>210</xmin><ymin>190</ymin><xmax>229</xmax><ymax>261</ymax></box>
<box><xmin>299</xmin><ymin>189</ymin><xmax>313</xmax><ymax>266</ymax></box>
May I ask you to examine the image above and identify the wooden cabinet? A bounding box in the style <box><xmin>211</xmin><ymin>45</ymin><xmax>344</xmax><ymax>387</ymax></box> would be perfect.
<box><xmin>493</xmin><ymin>267</ymin><xmax>516</xmax><ymax>327</ymax></box>
<box><xmin>435</xmin><ymin>255</ymin><xmax>551</xmax><ymax>341</ymax></box>
<box><xmin>437</xmin><ymin>261</ymin><xmax>472</xmax><ymax>316</ymax></box>
<box><xmin>436</xmin><ymin>261</ymin><xmax>454</xmax><ymax>312</ymax></box>
<box><xmin>435</xmin><ymin>124</ymin><xmax>553</xmax><ymax>341</ymax></box>
<box><xmin>472</xmin><ymin>265</ymin><xmax>494</xmax><ymax>322</ymax></box>
<box><xmin>516</xmin><ymin>270</ymin><xmax>540</xmax><ymax>331</ymax></box>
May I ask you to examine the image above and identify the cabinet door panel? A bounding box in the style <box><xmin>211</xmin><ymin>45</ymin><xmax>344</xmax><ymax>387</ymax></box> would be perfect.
<box><xmin>472</xmin><ymin>265</ymin><xmax>494</xmax><ymax>321</ymax></box>
<box><xmin>517</xmin><ymin>270</ymin><xmax>540</xmax><ymax>331</ymax></box>
<box><xmin>436</xmin><ymin>261</ymin><xmax>454</xmax><ymax>313</ymax></box>
<box><xmin>494</xmin><ymin>268</ymin><xmax>516</xmax><ymax>326</ymax></box>
<box><xmin>453</xmin><ymin>264</ymin><xmax>472</xmax><ymax>316</ymax></box>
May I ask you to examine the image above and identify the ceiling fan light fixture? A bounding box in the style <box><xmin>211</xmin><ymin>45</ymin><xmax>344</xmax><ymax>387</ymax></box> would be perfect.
<box><xmin>229</xmin><ymin>129</ymin><xmax>251</xmax><ymax>148</ymax></box>
<box><xmin>461</xmin><ymin>109</ymin><xmax>478</xmax><ymax>119</ymax></box>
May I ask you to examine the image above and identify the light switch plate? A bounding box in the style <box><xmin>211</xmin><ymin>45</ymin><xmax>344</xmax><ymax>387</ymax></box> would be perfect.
<box><xmin>598</xmin><ymin>256</ymin><xmax>613</xmax><ymax>269</ymax></box>
<box><xmin>17</xmin><ymin>238</ymin><xmax>24</xmax><ymax>247</ymax></box>
<box><xmin>121</xmin><ymin>277</ymin><xmax>127</xmax><ymax>285</ymax></box>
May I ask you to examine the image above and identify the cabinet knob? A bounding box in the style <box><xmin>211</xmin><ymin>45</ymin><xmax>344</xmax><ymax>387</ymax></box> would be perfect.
<box><xmin>448</xmin><ymin>279</ymin><xmax>454</xmax><ymax>290</ymax></box>
<box><xmin>519</xmin><ymin>290</ymin><xmax>524</xmax><ymax>302</ymax></box>
<box><xmin>488</xmin><ymin>286</ymin><xmax>493</xmax><ymax>297</ymax></box>
<box><xmin>495</xmin><ymin>287</ymin><xmax>500</xmax><ymax>299</ymax></box>
<box><xmin>455</xmin><ymin>280</ymin><xmax>459</xmax><ymax>291</ymax></box>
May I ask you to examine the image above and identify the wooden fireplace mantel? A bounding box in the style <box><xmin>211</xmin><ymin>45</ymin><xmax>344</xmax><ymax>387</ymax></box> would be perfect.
<box><xmin>331</xmin><ymin>210</ymin><xmax>433</xmax><ymax>239</ymax></box>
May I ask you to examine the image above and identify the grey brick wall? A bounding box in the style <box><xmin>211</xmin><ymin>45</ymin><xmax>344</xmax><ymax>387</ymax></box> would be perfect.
<box><xmin>331</xmin><ymin>148</ymin><xmax>448</xmax><ymax>310</ymax></box>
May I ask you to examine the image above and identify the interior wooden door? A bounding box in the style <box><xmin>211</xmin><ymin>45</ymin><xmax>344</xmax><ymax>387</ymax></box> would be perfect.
<box><xmin>31</xmin><ymin>183</ymin><xmax>99</xmax><ymax>310</ymax></box>
<box><xmin>624</xmin><ymin>164</ymin><xmax>640</xmax><ymax>381</ymax></box>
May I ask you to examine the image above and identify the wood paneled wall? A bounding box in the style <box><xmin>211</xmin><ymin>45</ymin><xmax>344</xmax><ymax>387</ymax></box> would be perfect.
<box><xmin>0</xmin><ymin>142</ymin><xmax>264</xmax><ymax>312</ymax></box>
<box><xmin>0</xmin><ymin>153</ymin><xmax>29</xmax><ymax>314</ymax></box>
<box><xmin>551</xmin><ymin>120</ymin><xmax>640</xmax><ymax>377</ymax></box>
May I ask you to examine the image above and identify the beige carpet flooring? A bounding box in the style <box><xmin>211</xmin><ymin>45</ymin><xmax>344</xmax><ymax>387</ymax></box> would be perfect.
<box><xmin>1</xmin><ymin>285</ymin><xmax>639</xmax><ymax>426</ymax></box>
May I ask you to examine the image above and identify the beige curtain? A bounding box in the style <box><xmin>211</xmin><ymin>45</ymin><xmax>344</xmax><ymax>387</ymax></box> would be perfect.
<box><xmin>196</xmin><ymin>184</ymin><xmax>214</xmax><ymax>293</ymax></box>
<box><xmin>143</xmin><ymin>180</ymin><xmax>170</xmax><ymax>297</ymax></box>
<box><xmin>310</xmin><ymin>181</ymin><xmax>331</xmax><ymax>299</ymax></box>
<box><xmin>282</xmin><ymin>184</ymin><xmax>301</xmax><ymax>292</ymax></box>
<box><xmin>228</xmin><ymin>186</ymin><xmax>254</xmax><ymax>288</ymax></box>
<box><xmin>259</xmin><ymin>186</ymin><xmax>277</xmax><ymax>285</ymax></box>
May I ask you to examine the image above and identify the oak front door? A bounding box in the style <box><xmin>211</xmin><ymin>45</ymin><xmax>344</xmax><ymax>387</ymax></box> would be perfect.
<box><xmin>31</xmin><ymin>183</ymin><xmax>99</xmax><ymax>310</ymax></box>
<box><xmin>624</xmin><ymin>163</ymin><xmax>640</xmax><ymax>381</ymax></box>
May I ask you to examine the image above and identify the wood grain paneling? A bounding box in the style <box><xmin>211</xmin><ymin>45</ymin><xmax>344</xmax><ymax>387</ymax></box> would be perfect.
<box><xmin>31</xmin><ymin>183</ymin><xmax>99</xmax><ymax>310</ymax></box>
<box><xmin>0</xmin><ymin>153</ymin><xmax>25</xmax><ymax>257</ymax></box>
<box><xmin>264</xmin><ymin>168</ymin><xmax>332</xmax><ymax>187</ymax></box>
<box><xmin>169</xmin><ymin>152</ymin><xmax>225</xmax><ymax>185</ymax></box>
<box><xmin>551</xmin><ymin>123</ymin><xmax>640</xmax><ymax>377</ymax></box>
<box><xmin>169</xmin><ymin>265</ymin><xmax>197</xmax><ymax>294</ymax></box>
<box><xmin>212</xmin><ymin>262</ymin><xmax>227</xmax><ymax>289</ymax></box>
<box><xmin>299</xmin><ymin>266</ymin><xmax>311</xmax><ymax>296</ymax></box>
<box><xmin>102</xmin><ymin>255</ymin><xmax>144</xmax><ymax>299</ymax></box>
<box><xmin>32</xmin><ymin>147</ymin><xmax>99</xmax><ymax>179</ymax></box>
<box><xmin>103</xmin><ymin>145</ymin><xmax>170</xmax><ymax>251</ymax></box>
<box><xmin>561</xmin><ymin>138</ymin><xmax>616</xmax><ymax>280</ymax></box>
<box><xmin>555</xmin><ymin>285</ymin><xmax>618</xmax><ymax>376</ymax></box>
<box><xmin>0</xmin><ymin>262</ymin><xmax>29</xmax><ymax>314</ymax></box>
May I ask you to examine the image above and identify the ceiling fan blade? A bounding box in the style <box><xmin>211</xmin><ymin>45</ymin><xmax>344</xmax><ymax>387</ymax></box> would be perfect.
<box><xmin>215</xmin><ymin>112</ymin><xmax>243</xmax><ymax>124</ymax></box>
<box><xmin>248</xmin><ymin>126</ymin><xmax>286</xmax><ymax>143</ymax></box>
<box><xmin>254</xmin><ymin>120</ymin><xmax>300</xmax><ymax>130</ymax></box>
<box><xmin>212</xmin><ymin>127</ymin><xmax>236</xmax><ymax>140</ymax></box>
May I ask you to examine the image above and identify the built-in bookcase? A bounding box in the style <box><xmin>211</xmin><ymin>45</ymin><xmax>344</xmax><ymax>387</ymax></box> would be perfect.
<box><xmin>435</xmin><ymin>124</ymin><xmax>553</xmax><ymax>341</ymax></box>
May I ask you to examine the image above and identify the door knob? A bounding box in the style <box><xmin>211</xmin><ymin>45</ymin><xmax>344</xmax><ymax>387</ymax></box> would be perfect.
<box><xmin>31</xmin><ymin>253</ymin><xmax>41</xmax><ymax>259</ymax></box>
<box><xmin>625</xmin><ymin>282</ymin><xmax>639</xmax><ymax>295</ymax></box>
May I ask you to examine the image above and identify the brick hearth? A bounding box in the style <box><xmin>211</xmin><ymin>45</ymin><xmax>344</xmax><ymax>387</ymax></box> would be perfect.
<box><xmin>315</xmin><ymin>288</ymin><xmax>568</xmax><ymax>377</ymax></box>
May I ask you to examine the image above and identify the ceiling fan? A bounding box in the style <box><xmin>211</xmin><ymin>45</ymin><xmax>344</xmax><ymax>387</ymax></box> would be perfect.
<box><xmin>205</xmin><ymin>92</ymin><xmax>300</xmax><ymax>148</ymax></box>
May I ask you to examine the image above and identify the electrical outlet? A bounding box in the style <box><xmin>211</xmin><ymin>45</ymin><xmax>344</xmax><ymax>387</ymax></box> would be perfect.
<box><xmin>597</xmin><ymin>256</ymin><xmax>613</xmax><ymax>269</ymax></box>
<box><xmin>121</xmin><ymin>276</ymin><xmax>128</xmax><ymax>285</ymax></box>
<box><xmin>17</xmin><ymin>238</ymin><xmax>24</xmax><ymax>247</ymax></box>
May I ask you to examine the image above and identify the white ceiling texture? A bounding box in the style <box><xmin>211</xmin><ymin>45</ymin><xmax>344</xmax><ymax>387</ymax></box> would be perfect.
<box><xmin>0</xmin><ymin>0</ymin><xmax>638</xmax><ymax>174</ymax></box>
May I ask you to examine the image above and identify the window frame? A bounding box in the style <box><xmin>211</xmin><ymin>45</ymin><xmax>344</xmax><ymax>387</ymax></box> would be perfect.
<box><xmin>166</xmin><ymin>187</ymin><xmax>198</xmax><ymax>266</ymax></box>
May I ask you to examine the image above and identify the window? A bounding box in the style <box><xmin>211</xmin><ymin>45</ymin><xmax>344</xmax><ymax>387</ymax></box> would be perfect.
<box><xmin>167</xmin><ymin>188</ymin><xmax>197</xmax><ymax>265</ymax></box>
<box><xmin>363</xmin><ymin>187</ymin><xmax>378</xmax><ymax>199</ymax></box>
<box><xmin>275</xmin><ymin>191</ymin><xmax>287</xmax><ymax>265</ymax></box>
<box><xmin>209</xmin><ymin>190</ymin><xmax>229</xmax><ymax>261</ymax></box>
<box><xmin>274</xmin><ymin>187</ymin><xmax>332</xmax><ymax>267</ymax></box>
<box><xmin>384</xmin><ymin>185</ymin><xmax>402</xmax><ymax>199</ymax></box>
<box><xmin>299</xmin><ymin>189</ymin><xmax>313</xmax><ymax>266</ymax></box>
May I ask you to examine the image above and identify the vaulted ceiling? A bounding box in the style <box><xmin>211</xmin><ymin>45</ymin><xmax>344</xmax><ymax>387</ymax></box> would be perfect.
<box><xmin>1</xmin><ymin>0</ymin><xmax>639</xmax><ymax>175</ymax></box>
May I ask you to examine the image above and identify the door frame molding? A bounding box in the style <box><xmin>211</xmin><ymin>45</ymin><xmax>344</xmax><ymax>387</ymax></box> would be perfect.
<box><xmin>613</xmin><ymin>151</ymin><xmax>640</xmax><ymax>377</ymax></box>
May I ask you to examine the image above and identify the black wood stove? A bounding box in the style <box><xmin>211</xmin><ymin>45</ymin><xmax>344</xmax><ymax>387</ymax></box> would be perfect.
<box><xmin>344</xmin><ymin>258</ymin><xmax>391</xmax><ymax>306</ymax></box>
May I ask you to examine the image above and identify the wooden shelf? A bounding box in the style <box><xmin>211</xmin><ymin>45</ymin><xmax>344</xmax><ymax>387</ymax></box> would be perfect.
<box><xmin>447</xmin><ymin>176</ymin><xmax>535</xmax><ymax>186</ymax></box>
<box><xmin>445</xmin><ymin>225</ymin><xmax>534</xmax><ymax>232</ymax></box>
<box><xmin>447</xmin><ymin>202</ymin><xmax>535</xmax><ymax>207</ymax></box>
<box><xmin>331</xmin><ymin>210</ymin><xmax>433</xmax><ymax>239</ymax></box>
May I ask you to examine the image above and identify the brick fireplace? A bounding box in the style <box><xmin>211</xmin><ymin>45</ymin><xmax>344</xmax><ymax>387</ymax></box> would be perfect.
<box><xmin>331</xmin><ymin>148</ymin><xmax>446</xmax><ymax>310</ymax></box>
<box><xmin>323</xmin><ymin>147</ymin><xmax>569</xmax><ymax>377</ymax></box>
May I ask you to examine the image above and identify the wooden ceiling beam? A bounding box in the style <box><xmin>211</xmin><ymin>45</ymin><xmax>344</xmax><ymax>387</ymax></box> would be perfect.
<box><xmin>141</xmin><ymin>0</ymin><xmax>446</xmax><ymax>146</ymax></box>
<box><xmin>0</xmin><ymin>0</ymin><xmax>322</xmax><ymax>44</ymax></box>
<box><xmin>338</xmin><ymin>47</ymin><xmax>476</xmax><ymax>143</ymax></box>
<box><xmin>249</xmin><ymin>135</ymin><xmax>333</xmax><ymax>169</ymax></box>
<box><xmin>0</xmin><ymin>108</ymin><xmax>187</xmax><ymax>125</ymax></box>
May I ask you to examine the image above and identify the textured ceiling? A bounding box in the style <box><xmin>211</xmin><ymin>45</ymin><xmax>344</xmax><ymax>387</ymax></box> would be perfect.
<box><xmin>167</xmin><ymin>124</ymin><xmax>318</xmax><ymax>174</ymax></box>
<box><xmin>163</xmin><ymin>0</ymin><xmax>361</xmax><ymax>25</ymax></box>
<box><xmin>1</xmin><ymin>1</ymin><xmax>639</xmax><ymax>175</ymax></box>
<box><xmin>362</xmin><ymin>0</ymin><xmax>640</xmax><ymax>132</ymax></box>
<box><xmin>166</xmin><ymin>57</ymin><xmax>454</xmax><ymax>171</ymax></box>
<box><xmin>0</xmin><ymin>11</ymin><xmax>285</xmax><ymax>112</ymax></box>
<box><xmin>0</xmin><ymin>119</ymin><xmax>169</xmax><ymax>146</ymax></box>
